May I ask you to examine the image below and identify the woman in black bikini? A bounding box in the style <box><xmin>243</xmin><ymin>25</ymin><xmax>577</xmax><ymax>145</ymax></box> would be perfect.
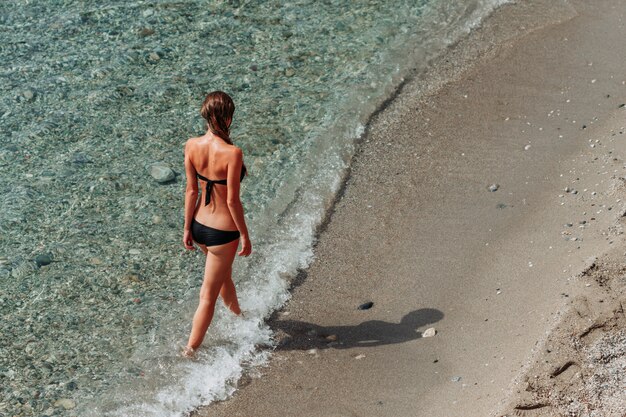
<box><xmin>182</xmin><ymin>91</ymin><xmax>252</xmax><ymax>357</ymax></box>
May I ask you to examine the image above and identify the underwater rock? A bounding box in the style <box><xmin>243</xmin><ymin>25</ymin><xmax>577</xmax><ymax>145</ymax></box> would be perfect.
<box><xmin>149</xmin><ymin>163</ymin><xmax>175</xmax><ymax>183</ymax></box>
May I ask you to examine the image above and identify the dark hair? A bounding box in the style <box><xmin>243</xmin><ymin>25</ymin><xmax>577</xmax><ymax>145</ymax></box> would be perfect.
<box><xmin>200</xmin><ymin>90</ymin><xmax>247</xmax><ymax>176</ymax></box>
<box><xmin>200</xmin><ymin>90</ymin><xmax>235</xmax><ymax>145</ymax></box>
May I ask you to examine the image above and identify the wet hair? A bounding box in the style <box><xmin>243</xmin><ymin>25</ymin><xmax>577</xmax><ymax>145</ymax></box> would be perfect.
<box><xmin>200</xmin><ymin>91</ymin><xmax>235</xmax><ymax>145</ymax></box>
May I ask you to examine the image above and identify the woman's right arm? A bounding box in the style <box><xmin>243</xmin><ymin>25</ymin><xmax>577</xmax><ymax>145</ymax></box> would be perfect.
<box><xmin>225</xmin><ymin>147</ymin><xmax>251</xmax><ymax>256</ymax></box>
<box><xmin>183</xmin><ymin>140</ymin><xmax>199</xmax><ymax>250</ymax></box>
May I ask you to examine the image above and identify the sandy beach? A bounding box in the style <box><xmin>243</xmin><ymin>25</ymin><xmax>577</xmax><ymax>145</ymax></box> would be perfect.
<box><xmin>195</xmin><ymin>1</ymin><xmax>626</xmax><ymax>416</ymax></box>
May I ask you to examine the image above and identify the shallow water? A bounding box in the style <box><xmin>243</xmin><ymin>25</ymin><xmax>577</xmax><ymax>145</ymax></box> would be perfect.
<box><xmin>0</xmin><ymin>0</ymin><xmax>508</xmax><ymax>415</ymax></box>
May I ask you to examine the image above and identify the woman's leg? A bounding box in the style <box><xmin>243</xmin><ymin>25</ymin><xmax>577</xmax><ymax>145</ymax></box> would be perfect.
<box><xmin>186</xmin><ymin>240</ymin><xmax>238</xmax><ymax>350</ymax></box>
<box><xmin>220</xmin><ymin>265</ymin><xmax>241</xmax><ymax>315</ymax></box>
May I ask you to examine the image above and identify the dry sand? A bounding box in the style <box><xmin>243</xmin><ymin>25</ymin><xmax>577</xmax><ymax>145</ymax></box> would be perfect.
<box><xmin>195</xmin><ymin>0</ymin><xmax>626</xmax><ymax>416</ymax></box>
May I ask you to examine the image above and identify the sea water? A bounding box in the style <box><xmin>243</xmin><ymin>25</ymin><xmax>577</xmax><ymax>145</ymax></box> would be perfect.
<box><xmin>0</xmin><ymin>1</ymin><xmax>508</xmax><ymax>415</ymax></box>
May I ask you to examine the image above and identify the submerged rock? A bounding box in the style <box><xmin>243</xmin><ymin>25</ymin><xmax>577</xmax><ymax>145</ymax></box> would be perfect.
<box><xmin>34</xmin><ymin>253</ymin><xmax>53</xmax><ymax>267</ymax></box>
<box><xmin>53</xmin><ymin>398</ymin><xmax>75</xmax><ymax>409</ymax></box>
<box><xmin>149</xmin><ymin>163</ymin><xmax>175</xmax><ymax>183</ymax></box>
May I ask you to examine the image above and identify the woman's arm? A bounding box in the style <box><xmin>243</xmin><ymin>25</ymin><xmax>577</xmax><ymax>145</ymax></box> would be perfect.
<box><xmin>225</xmin><ymin>147</ymin><xmax>251</xmax><ymax>256</ymax></box>
<box><xmin>183</xmin><ymin>140</ymin><xmax>199</xmax><ymax>250</ymax></box>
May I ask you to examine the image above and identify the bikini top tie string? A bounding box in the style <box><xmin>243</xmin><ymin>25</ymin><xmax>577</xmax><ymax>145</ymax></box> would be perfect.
<box><xmin>196</xmin><ymin>173</ymin><xmax>226</xmax><ymax>206</ymax></box>
<box><xmin>196</xmin><ymin>166</ymin><xmax>246</xmax><ymax>205</ymax></box>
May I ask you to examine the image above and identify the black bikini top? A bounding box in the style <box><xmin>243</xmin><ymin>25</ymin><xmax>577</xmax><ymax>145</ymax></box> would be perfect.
<box><xmin>196</xmin><ymin>165</ymin><xmax>246</xmax><ymax>206</ymax></box>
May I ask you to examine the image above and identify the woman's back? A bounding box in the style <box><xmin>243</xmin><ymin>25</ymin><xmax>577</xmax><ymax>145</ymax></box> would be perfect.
<box><xmin>188</xmin><ymin>136</ymin><xmax>242</xmax><ymax>230</ymax></box>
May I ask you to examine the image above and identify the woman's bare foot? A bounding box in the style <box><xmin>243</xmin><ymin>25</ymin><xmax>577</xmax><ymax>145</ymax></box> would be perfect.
<box><xmin>182</xmin><ymin>345</ymin><xmax>196</xmax><ymax>358</ymax></box>
<box><xmin>226</xmin><ymin>302</ymin><xmax>242</xmax><ymax>316</ymax></box>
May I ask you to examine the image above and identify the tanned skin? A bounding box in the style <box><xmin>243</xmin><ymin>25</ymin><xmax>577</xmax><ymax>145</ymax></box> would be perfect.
<box><xmin>182</xmin><ymin>129</ymin><xmax>251</xmax><ymax>356</ymax></box>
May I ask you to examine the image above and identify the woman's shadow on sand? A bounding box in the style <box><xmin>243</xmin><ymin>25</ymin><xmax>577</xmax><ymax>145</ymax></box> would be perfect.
<box><xmin>269</xmin><ymin>308</ymin><xmax>444</xmax><ymax>351</ymax></box>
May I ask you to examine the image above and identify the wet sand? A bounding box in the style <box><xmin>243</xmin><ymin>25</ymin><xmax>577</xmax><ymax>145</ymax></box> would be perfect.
<box><xmin>196</xmin><ymin>0</ymin><xmax>626</xmax><ymax>416</ymax></box>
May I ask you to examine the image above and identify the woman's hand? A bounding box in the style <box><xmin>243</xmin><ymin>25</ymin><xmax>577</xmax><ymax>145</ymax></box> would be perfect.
<box><xmin>183</xmin><ymin>229</ymin><xmax>195</xmax><ymax>250</ymax></box>
<box><xmin>238</xmin><ymin>234</ymin><xmax>252</xmax><ymax>257</ymax></box>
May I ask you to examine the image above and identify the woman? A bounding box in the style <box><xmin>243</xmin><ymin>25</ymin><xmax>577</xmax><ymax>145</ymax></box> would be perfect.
<box><xmin>182</xmin><ymin>91</ymin><xmax>252</xmax><ymax>358</ymax></box>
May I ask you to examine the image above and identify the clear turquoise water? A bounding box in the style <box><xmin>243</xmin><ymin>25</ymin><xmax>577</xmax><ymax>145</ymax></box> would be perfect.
<box><xmin>0</xmin><ymin>1</ymin><xmax>508</xmax><ymax>416</ymax></box>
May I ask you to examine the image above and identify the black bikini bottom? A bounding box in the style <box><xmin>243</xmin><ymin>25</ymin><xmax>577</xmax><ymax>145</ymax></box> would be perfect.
<box><xmin>191</xmin><ymin>219</ymin><xmax>240</xmax><ymax>247</ymax></box>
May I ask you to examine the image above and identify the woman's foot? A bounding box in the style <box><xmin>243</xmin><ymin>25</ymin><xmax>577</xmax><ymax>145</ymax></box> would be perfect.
<box><xmin>182</xmin><ymin>345</ymin><xmax>196</xmax><ymax>358</ymax></box>
<box><xmin>226</xmin><ymin>302</ymin><xmax>243</xmax><ymax>317</ymax></box>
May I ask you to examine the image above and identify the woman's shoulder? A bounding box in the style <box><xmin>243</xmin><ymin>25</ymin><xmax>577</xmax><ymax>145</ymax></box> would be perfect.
<box><xmin>222</xmin><ymin>143</ymin><xmax>243</xmax><ymax>158</ymax></box>
<box><xmin>184</xmin><ymin>136</ymin><xmax>201</xmax><ymax>150</ymax></box>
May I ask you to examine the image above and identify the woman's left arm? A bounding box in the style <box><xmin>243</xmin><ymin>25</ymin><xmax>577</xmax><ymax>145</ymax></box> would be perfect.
<box><xmin>183</xmin><ymin>140</ymin><xmax>198</xmax><ymax>250</ymax></box>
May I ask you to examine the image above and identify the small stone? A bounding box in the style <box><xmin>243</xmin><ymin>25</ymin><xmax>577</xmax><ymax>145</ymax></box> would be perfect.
<box><xmin>284</xmin><ymin>68</ymin><xmax>295</xmax><ymax>77</ymax></box>
<box><xmin>138</xmin><ymin>27</ymin><xmax>155</xmax><ymax>37</ymax></box>
<box><xmin>325</xmin><ymin>334</ymin><xmax>337</xmax><ymax>341</ymax></box>
<box><xmin>422</xmin><ymin>327</ymin><xmax>436</xmax><ymax>338</ymax></box>
<box><xmin>89</xmin><ymin>257</ymin><xmax>103</xmax><ymax>265</ymax></box>
<box><xmin>23</xmin><ymin>89</ymin><xmax>35</xmax><ymax>101</ymax></box>
<box><xmin>123</xmin><ymin>273</ymin><xmax>141</xmax><ymax>283</ymax></box>
<box><xmin>451</xmin><ymin>376</ymin><xmax>462</xmax><ymax>382</ymax></box>
<box><xmin>53</xmin><ymin>398</ymin><xmax>75</xmax><ymax>409</ymax></box>
<box><xmin>487</xmin><ymin>184</ymin><xmax>499</xmax><ymax>192</ymax></box>
<box><xmin>358</xmin><ymin>301</ymin><xmax>374</xmax><ymax>310</ymax></box>
<box><xmin>71</xmin><ymin>152</ymin><xmax>91</xmax><ymax>165</ymax></box>
<box><xmin>152</xmin><ymin>215</ymin><xmax>162</xmax><ymax>224</ymax></box>
<box><xmin>354</xmin><ymin>353</ymin><xmax>366</xmax><ymax>360</ymax></box>
<box><xmin>307</xmin><ymin>348</ymin><xmax>318</xmax><ymax>355</ymax></box>
<box><xmin>150</xmin><ymin>163</ymin><xmax>175</xmax><ymax>183</ymax></box>
<box><xmin>148</xmin><ymin>52</ymin><xmax>161</xmax><ymax>62</ymax></box>
<box><xmin>524</xmin><ymin>144</ymin><xmax>531</xmax><ymax>150</ymax></box>
<box><xmin>34</xmin><ymin>253</ymin><xmax>53</xmax><ymax>267</ymax></box>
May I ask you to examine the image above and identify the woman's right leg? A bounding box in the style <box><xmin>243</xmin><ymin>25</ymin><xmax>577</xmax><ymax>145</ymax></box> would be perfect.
<box><xmin>187</xmin><ymin>240</ymin><xmax>238</xmax><ymax>350</ymax></box>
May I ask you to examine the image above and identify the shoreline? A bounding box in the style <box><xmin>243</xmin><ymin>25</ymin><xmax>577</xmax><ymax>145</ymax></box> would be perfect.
<box><xmin>196</xmin><ymin>0</ymin><xmax>626</xmax><ymax>416</ymax></box>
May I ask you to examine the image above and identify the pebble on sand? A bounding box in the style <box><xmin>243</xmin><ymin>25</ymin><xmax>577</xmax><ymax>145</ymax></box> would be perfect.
<box><xmin>487</xmin><ymin>184</ymin><xmax>499</xmax><ymax>192</ymax></box>
<box><xmin>422</xmin><ymin>327</ymin><xmax>437</xmax><ymax>337</ymax></box>
<box><xmin>358</xmin><ymin>301</ymin><xmax>374</xmax><ymax>310</ymax></box>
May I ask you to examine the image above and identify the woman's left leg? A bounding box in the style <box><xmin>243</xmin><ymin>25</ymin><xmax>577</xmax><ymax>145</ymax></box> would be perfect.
<box><xmin>220</xmin><ymin>265</ymin><xmax>241</xmax><ymax>315</ymax></box>
<box><xmin>186</xmin><ymin>240</ymin><xmax>238</xmax><ymax>351</ymax></box>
